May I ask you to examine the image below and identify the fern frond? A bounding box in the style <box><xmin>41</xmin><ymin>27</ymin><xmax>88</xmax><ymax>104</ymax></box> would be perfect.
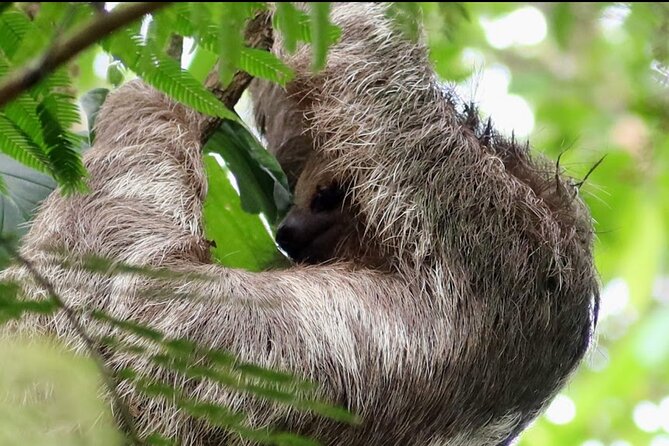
<box><xmin>102</xmin><ymin>31</ymin><xmax>237</xmax><ymax>121</ymax></box>
<box><xmin>239</xmin><ymin>47</ymin><xmax>293</xmax><ymax>86</ymax></box>
<box><xmin>0</xmin><ymin>9</ymin><xmax>31</xmax><ymax>60</ymax></box>
<box><xmin>37</xmin><ymin>103</ymin><xmax>87</xmax><ymax>193</ymax></box>
<box><xmin>147</xmin><ymin>54</ymin><xmax>238</xmax><ymax>121</ymax></box>
<box><xmin>2</xmin><ymin>95</ymin><xmax>46</xmax><ymax>147</ymax></box>
<box><xmin>0</xmin><ymin>115</ymin><xmax>52</xmax><ymax>174</ymax></box>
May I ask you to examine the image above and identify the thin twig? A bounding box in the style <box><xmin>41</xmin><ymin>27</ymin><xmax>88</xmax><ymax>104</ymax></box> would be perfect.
<box><xmin>0</xmin><ymin>2</ymin><xmax>171</xmax><ymax>109</ymax></box>
<box><xmin>10</xmin><ymin>250</ymin><xmax>144</xmax><ymax>446</ymax></box>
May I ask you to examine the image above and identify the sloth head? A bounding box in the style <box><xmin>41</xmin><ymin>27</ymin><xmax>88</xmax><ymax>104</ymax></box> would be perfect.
<box><xmin>275</xmin><ymin>155</ymin><xmax>358</xmax><ymax>265</ymax></box>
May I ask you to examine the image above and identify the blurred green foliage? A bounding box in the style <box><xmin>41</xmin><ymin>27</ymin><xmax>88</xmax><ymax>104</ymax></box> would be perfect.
<box><xmin>422</xmin><ymin>3</ymin><xmax>669</xmax><ymax>445</ymax></box>
<box><xmin>0</xmin><ymin>338</ymin><xmax>122</xmax><ymax>446</ymax></box>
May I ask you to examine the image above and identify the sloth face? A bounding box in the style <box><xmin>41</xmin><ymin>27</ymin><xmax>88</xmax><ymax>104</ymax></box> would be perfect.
<box><xmin>275</xmin><ymin>156</ymin><xmax>355</xmax><ymax>264</ymax></box>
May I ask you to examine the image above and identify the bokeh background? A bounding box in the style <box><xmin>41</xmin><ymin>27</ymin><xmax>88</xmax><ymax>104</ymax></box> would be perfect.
<box><xmin>420</xmin><ymin>3</ymin><xmax>669</xmax><ymax>445</ymax></box>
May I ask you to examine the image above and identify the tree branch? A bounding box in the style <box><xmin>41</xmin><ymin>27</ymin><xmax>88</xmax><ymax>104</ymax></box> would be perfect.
<box><xmin>0</xmin><ymin>2</ymin><xmax>171</xmax><ymax>109</ymax></box>
<box><xmin>201</xmin><ymin>10</ymin><xmax>274</xmax><ymax>142</ymax></box>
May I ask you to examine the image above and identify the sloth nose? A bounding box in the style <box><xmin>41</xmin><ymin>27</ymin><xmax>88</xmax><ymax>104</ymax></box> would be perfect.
<box><xmin>276</xmin><ymin>208</ymin><xmax>342</xmax><ymax>263</ymax></box>
<box><xmin>275</xmin><ymin>221</ymin><xmax>301</xmax><ymax>259</ymax></box>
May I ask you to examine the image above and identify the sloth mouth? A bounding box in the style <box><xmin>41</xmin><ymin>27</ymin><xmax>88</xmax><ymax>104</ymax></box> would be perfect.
<box><xmin>276</xmin><ymin>211</ymin><xmax>345</xmax><ymax>264</ymax></box>
<box><xmin>287</xmin><ymin>222</ymin><xmax>345</xmax><ymax>264</ymax></box>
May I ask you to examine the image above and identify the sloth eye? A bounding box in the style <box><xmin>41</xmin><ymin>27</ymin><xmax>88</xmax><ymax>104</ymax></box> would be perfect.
<box><xmin>310</xmin><ymin>183</ymin><xmax>345</xmax><ymax>213</ymax></box>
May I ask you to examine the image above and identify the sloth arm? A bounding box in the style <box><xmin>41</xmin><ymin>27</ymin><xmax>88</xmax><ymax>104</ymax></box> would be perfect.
<box><xmin>6</xmin><ymin>75</ymin><xmax>449</xmax><ymax>442</ymax></box>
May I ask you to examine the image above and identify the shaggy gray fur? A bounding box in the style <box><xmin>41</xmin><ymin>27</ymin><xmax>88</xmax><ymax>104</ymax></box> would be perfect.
<box><xmin>2</xmin><ymin>3</ymin><xmax>599</xmax><ymax>445</ymax></box>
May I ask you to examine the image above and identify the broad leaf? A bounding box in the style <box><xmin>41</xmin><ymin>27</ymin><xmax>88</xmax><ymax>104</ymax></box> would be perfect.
<box><xmin>79</xmin><ymin>88</ymin><xmax>110</xmax><ymax>145</ymax></box>
<box><xmin>217</xmin><ymin>3</ymin><xmax>249</xmax><ymax>86</ymax></box>
<box><xmin>0</xmin><ymin>154</ymin><xmax>56</xmax><ymax>237</ymax></box>
<box><xmin>205</xmin><ymin>121</ymin><xmax>291</xmax><ymax>224</ymax></box>
<box><xmin>202</xmin><ymin>155</ymin><xmax>282</xmax><ymax>271</ymax></box>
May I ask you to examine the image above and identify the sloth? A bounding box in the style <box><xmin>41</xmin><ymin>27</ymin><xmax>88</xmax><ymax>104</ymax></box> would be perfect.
<box><xmin>1</xmin><ymin>3</ymin><xmax>599</xmax><ymax>446</ymax></box>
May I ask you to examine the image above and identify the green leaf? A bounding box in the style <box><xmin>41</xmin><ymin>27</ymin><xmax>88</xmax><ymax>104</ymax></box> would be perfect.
<box><xmin>217</xmin><ymin>3</ymin><xmax>249</xmax><ymax>87</ymax></box>
<box><xmin>234</xmin><ymin>362</ymin><xmax>313</xmax><ymax>389</ymax></box>
<box><xmin>178</xmin><ymin>399</ymin><xmax>245</xmax><ymax>429</ymax></box>
<box><xmin>309</xmin><ymin>2</ymin><xmax>332</xmax><ymax>70</ymax></box>
<box><xmin>274</xmin><ymin>5</ymin><xmax>340</xmax><ymax>50</ymax></box>
<box><xmin>185</xmin><ymin>46</ymin><xmax>218</xmax><ymax>82</ymax></box>
<box><xmin>136</xmin><ymin>379</ymin><xmax>179</xmax><ymax>400</ymax></box>
<box><xmin>171</xmin><ymin>3</ymin><xmax>197</xmax><ymax>36</ymax></box>
<box><xmin>1</xmin><ymin>63</ymin><xmax>89</xmax><ymax>193</ymax></box>
<box><xmin>0</xmin><ymin>154</ymin><xmax>55</xmax><ymax>237</ymax></box>
<box><xmin>0</xmin><ymin>235</ymin><xmax>16</xmax><ymax>268</ymax></box>
<box><xmin>147</xmin><ymin>53</ymin><xmax>239</xmax><ymax>120</ymax></box>
<box><xmin>0</xmin><ymin>280</ymin><xmax>58</xmax><ymax>323</ymax></box>
<box><xmin>202</xmin><ymin>155</ymin><xmax>281</xmax><ymax>271</ymax></box>
<box><xmin>203</xmin><ymin>348</ymin><xmax>237</xmax><ymax>366</ymax></box>
<box><xmin>40</xmin><ymin>91</ymin><xmax>82</xmax><ymax>129</ymax></box>
<box><xmin>296</xmin><ymin>400</ymin><xmax>360</xmax><ymax>425</ymax></box>
<box><xmin>106</xmin><ymin>61</ymin><xmax>125</xmax><ymax>86</ymax></box>
<box><xmin>115</xmin><ymin>367</ymin><xmax>139</xmax><ymax>381</ymax></box>
<box><xmin>91</xmin><ymin>310</ymin><xmax>165</xmax><ymax>343</ymax></box>
<box><xmin>205</xmin><ymin>120</ymin><xmax>291</xmax><ymax>223</ymax></box>
<box><xmin>102</xmin><ymin>31</ymin><xmax>238</xmax><ymax>121</ymax></box>
<box><xmin>2</xmin><ymin>94</ymin><xmax>46</xmax><ymax>147</ymax></box>
<box><xmin>145</xmin><ymin>433</ymin><xmax>177</xmax><ymax>446</ymax></box>
<box><xmin>25</xmin><ymin>3</ymin><xmax>93</xmax><ymax>62</ymax></box>
<box><xmin>37</xmin><ymin>71</ymin><xmax>83</xmax><ymax>128</ymax></box>
<box><xmin>79</xmin><ymin>88</ymin><xmax>109</xmax><ymax>145</ymax></box>
<box><xmin>0</xmin><ymin>339</ymin><xmax>122</xmax><ymax>445</ymax></box>
<box><xmin>36</xmin><ymin>99</ymin><xmax>87</xmax><ymax>193</ymax></box>
<box><xmin>264</xmin><ymin>432</ymin><xmax>319</xmax><ymax>446</ymax></box>
<box><xmin>99</xmin><ymin>336</ymin><xmax>147</xmax><ymax>356</ymax></box>
<box><xmin>274</xmin><ymin>2</ymin><xmax>301</xmax><ymax>53</ymax></box>
<box><xmin>0</xmin><ymin>115</ymin><xmax>52</xmax><ymax>173</ymax></box>
<box><xmin>0</xmin><ymin>281</ymin><xmax>20</xmax><ymax>322</ymax></box>
<box><xmin>386</xmin><ymin>2</ymin><xmax>422</xmax><ymax>42</ymax></box>
<box><xmin>162</xmin><ymin>338</ymin><xmax>197</xmax><ymax>357</ymax></box>
<box><xmin>239</xmin><ymin>47</ymin><xmax>294</xmax><ymax>86</ymax></box>
<box><xmin>188</xmin><ymin>3</ymin><xmax>217</xmax><ymax>41</ymax></box>
<box><xmin>146</xmin><ymin>8</ymin><xmax>176</xmax><ymax>55</ymax></box>
<box><xmin>0</xmin><ymin>9</ymin><xmax>31</xmax><ymax>60</ymax></box>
